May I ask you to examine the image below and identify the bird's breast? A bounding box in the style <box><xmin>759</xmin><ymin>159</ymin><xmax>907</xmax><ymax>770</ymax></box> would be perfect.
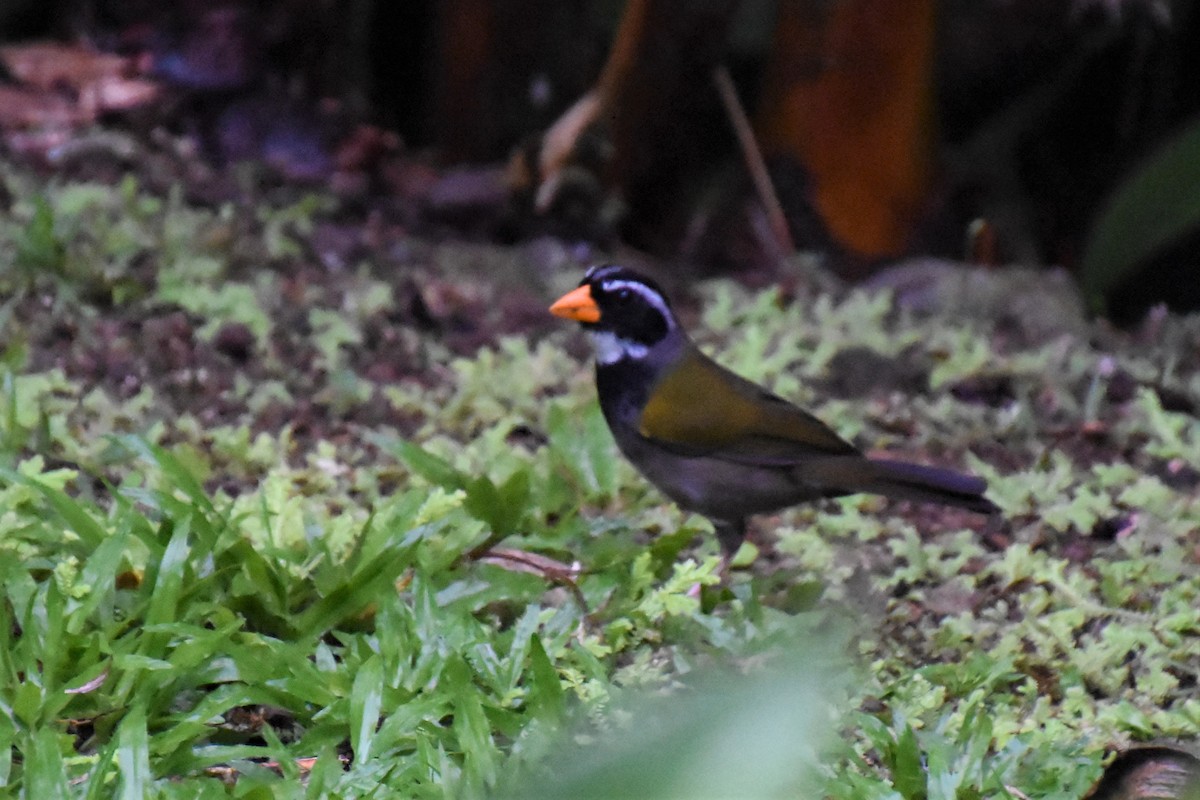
<box><xmin>595</xmin><ymin>360</ymin><xmax>654</xmax><ymax>433</ymax></box>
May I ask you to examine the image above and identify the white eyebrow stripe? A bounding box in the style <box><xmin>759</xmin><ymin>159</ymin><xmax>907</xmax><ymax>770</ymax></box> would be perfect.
<box><xmin>600</xmin><ymin>279</ymin><xmax>675</xmax><ymax>329</ymax></box>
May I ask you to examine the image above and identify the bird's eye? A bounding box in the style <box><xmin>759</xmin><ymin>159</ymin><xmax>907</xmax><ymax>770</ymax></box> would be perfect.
<box><xmin>615</xmin><ymin>288</ymin><xmax>632</xmax><ymax>302</ymax></box>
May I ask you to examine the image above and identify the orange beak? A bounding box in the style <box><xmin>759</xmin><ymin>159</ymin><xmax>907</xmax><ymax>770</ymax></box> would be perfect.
<box><xmin>549</xmin><ymin>284</ymin><xmax>601</xmax><ymax>323</ymax></box>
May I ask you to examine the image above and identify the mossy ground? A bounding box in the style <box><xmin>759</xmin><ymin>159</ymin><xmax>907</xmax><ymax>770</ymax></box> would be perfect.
<box><xmin>1</xmin><ymin>160</ymin><xmax>1197</xmax><ymax>798</ymax></box>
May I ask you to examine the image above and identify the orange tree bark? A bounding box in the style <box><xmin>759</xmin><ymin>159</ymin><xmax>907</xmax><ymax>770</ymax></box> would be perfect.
<box><xmin>757</xmin><ymin>0</ymin><xmax>937</xmax><ymax>260</ymax></box>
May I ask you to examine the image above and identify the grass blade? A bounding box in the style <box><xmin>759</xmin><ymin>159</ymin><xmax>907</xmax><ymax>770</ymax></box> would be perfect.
<box><xmin>117</xmin><ymin>704</ymin><xmax>151</xmax><ymax>800</ymax></box>
<box><xmin>350</xmin><ymin>655</ymin><xmax>384</xmax><ymax>766</ymax></box>
<box><xmin>24</xmin><ymin>726</ymin><xmax>70</xmax><ymax>799</ymax></box>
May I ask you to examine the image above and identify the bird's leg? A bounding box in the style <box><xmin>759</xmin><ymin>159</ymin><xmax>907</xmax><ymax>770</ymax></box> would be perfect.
<box><xmin>686</xmin><ymin>518</ymin><xmax>745</xmax><ymax>598</ymax></box>
<box><xmin>713</xmin><ymin>518</ymin><xmax>746</xmax><ymax>580</ymax></box>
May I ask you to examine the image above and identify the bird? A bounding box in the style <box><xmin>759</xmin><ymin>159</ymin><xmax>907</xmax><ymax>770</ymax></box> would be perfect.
<box><xmin>549</xmin><ymin>264</ymin><xmax>998</xmax><ymax>561</ymax></box>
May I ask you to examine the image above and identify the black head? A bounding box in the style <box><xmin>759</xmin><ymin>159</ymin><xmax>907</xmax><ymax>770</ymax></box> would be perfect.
<box><xmin>557</xmin><ymin>265</ymin><xmax>676</xmax><ymax>348</ymax></box>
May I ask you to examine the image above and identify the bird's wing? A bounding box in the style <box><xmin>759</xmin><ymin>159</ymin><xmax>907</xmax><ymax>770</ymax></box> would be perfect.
<box><xmin>637</xmin><ymin>347</ymin><xmax>859</xmax><ymax>464</ymax></box>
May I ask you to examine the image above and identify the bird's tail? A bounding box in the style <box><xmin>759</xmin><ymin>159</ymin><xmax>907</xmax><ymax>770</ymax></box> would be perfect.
<box><xmin>864</xmin><ymin>458</ymin><xmax>997</xmax><ymax>514</ymax></box>
<box><xmin>806</xmin><ymin>456</ymin><xmax>998</xmax><ymax>514</ymax></box>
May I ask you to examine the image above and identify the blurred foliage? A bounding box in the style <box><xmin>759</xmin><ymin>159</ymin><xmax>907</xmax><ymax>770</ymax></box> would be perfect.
<box><xmin>1081</xmin><ymin>115</ymin><xmax>1200</xmax><ymax>314</ymax></box>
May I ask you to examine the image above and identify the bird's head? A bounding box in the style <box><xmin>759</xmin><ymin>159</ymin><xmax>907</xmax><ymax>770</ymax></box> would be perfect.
<box><xmin>549</xmin><ymin>265</ymin><xmax>678</xmax><ymax>364</ymax></box>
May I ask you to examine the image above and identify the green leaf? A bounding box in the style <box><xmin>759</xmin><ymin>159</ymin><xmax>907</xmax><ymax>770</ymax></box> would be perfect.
<box><xmin>547</xmin><ymin>402</ymin><xmax>616</xmax><ymax>499</ymax></box>
<box><xmin>145</xmin><ymin>515</ymin><xmax>193</xmax><ymax>628</ymax></box>
<box><xmin>1080</xmin><ymin>116</ymin><xmax>1200</xmax><ymax>312</ymax></box>
<box><xmin>525</xmin><ymin>635</ymin><xmax>564</xmax><ymax>721</ymax></box>
<box><xmin>445</xmin><ymin>654</ymin><xmax>498</xmax><ymax>789</ymax></box>
<box><xmin>117</xmin><ymin>704</ymin><xmax>152</xmax><ymax>800</ymax></box>
<box><xmin>84</xmin><ymin>726</ymin><xmax>123</xmax><ymax>800</ymax></box>
<box><xmin>15</xmin><ymin>195</ymin><xmax>65</xmax><ymax>273</ymax></box>
<box><xmin>463</xmin><ymin>469</ymin><xmax>530</xmax><ymax>536</ymax></box>
<box><xmin>68</xmin><ymin>525</ymin><xmax>130</xmax><ymax>635</ymax></box>
<box><xmin>891</xmin><ymin>723</ymin><xmax>927</xmax><ymax>800</ymax></box>
<box><xmin>118</xmin><ymin>436</ymin><xmax>216</xmax><ymax>517</ymax></box>
<box><xmin>24</xmin><ymin>726</ymin><xmax>70</xmax><ymax>799</ymax></box>
<box><xmin>291</xmin><ymin>533</ymin><xmax>418</xmax><ymax>640</ymax></box>
<box><xmin>388</xmin><ymin>438</ymin><xmax>466</xmax><ymax>490</ymax></box>
<box><xmin>305</xmin><ymin>747</ymin><xmax>345</xmax><ymax>799</ymax></box>
<box><xmin>0</xmin><ymin>716</ymin><xmax>12</xmax><ymax>785</ymax></box>
<box><xmin>40</xmin><ymin>577</ymin><xmax>66</xmax><ymax>698</ymax></box>
<box><xmin>0</xmin><ymin>466</ymin><xmax>106</xmax><ymax>550</ymax></box>
<box><xmin>350</xmin><ymin>655</ymin><xmax>384</xmax><ymax>766</ymax></box>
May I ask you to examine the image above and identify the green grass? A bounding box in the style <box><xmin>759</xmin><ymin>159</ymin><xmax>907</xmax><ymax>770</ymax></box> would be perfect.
<box><xmin>0</xmin><ymin>164</ymin><xmax>1198</xmax><ymax>798</ymax></box>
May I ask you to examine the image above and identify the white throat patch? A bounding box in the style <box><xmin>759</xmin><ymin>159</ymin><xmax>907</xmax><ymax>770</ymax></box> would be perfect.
<box><xmin>590</xmin><ymin>330</ymin><xmax>648</xmax><ymax>365</ymax></box>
